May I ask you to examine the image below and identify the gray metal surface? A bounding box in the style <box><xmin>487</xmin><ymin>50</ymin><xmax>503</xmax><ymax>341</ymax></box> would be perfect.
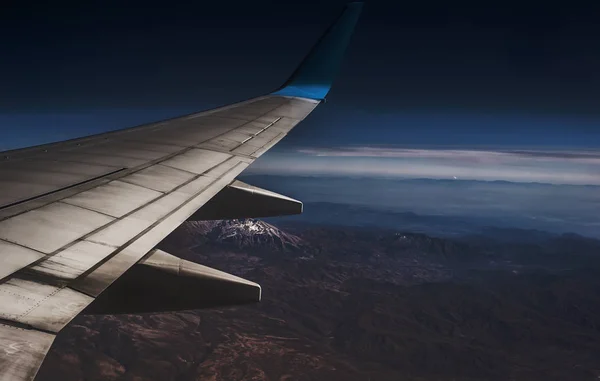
<box><xmin>190</xmin><ymin>180</ymin><xmax>303</xmax><ymax>220</ymax></box>
<box><xmin>0</xmin><ymin>94</ymin><xmax>319</xmax><ymax>381</ymax></box>
<box><xmin>0</xmin><ymin>160</ymin><xmax>120</xmax><ymax>209</ymax></box>
<box><xmin>62</xmin><ymin>180</ymin><xmax>163</xmax><ymax>218</ymax></box>
<box><xmin>0</xmin><ymin>202</ymin><xmax>115</xmax><ymax>254</ymax></box>
<box><xmin>83</xmin><ymin>249</ymin><xmax>261</xmax><ymax>314</ymax></box>
<box><xmin>119</xmin><ymin>164</ymin><xmax>196</xmax><ymax>193</ymax></box>
<box><xmin>30</xmin><ymin>241</ymin><xmax>115</xmax><ymax>280</ymax></box>
<box><xmin>0</xmin><ymin>241</ymin><xmax>44</xmax><ymax>280</ymax></box>
<box><xmin>0</xmin><ymin>324</ymin><xmax>55</xmax><ymax>381</ymax></box>
<box><xmin>160</xmin><ymin>149</ymin><xmax>232</xmax><ymax>174</ymax></box>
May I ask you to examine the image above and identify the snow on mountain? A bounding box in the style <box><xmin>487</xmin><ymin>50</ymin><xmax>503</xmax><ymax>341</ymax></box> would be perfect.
<box><xmin>182</xmin><ymin>219</ymin><xmax>305</xmax><ymax>251</ymax></box>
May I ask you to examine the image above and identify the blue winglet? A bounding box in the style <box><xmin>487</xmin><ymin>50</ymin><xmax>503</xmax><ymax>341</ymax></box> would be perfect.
<box><xmin>272</xmin><ymin>2</ymin><xmax>363</xmax><ymax>101</ymax></box>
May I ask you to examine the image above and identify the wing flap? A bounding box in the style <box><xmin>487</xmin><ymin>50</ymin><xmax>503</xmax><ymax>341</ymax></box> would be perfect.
<box><xmin>29</xmin><ymin>241</ymin><xmax>115</xmax><ymax>280</ymax></box>
<box><xmin>71</xmin><ymin>161</ymin><xmax>250</xmax><ymax>297</ymax></box>
<box><xmin>0</xmin><ymin>278</ymin><xmax>92</xmax><ymax>332</ymax></box>
<box><xmin>62</xmin><ymin>180</ymin><xmax>163</xmax><ymax>218</ymax></box>
<box><xmin>14</xmin><ymin>286</ymin><xmax>92</xmax><ymax>333</ymax></box>
<box><xmin>83</xmin><ymin>249</ymin><xmax>261</xmax><ymax>314</ymax></box>
<box><xmin>0</xmin><ymin>241</ymin><xmax>45</xmax><ymax>280</ymax></box>
<box><xmin>160</xmin><ymin>149</ymin><xmax>232</xmax><ymax>175</ymax></box>
<box><xmin>0</xmin><ymin>324</ymin><xmax>55</xmax><ymax>381</ymax></box>
<box><xmin>0</xmin><ymin>202</ymin><xmax>115</xmax><ymax>254</ymax></box>
<box><xmin>189</xmin><ymin>180</ymin><xmax>302</xmax><ymax>220</ymax></box>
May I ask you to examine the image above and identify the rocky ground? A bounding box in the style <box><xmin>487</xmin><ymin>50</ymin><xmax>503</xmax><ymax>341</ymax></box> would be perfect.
<box><xmin>37</xmin><ymin>219</ymin><xmax>600</xmax><ymax>381</ymax></box>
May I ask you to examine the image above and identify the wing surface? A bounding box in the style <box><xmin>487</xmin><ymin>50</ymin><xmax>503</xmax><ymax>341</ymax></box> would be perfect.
<box><xmin>0</xmin><ymin>3</ymin><xmax>362</xmax><ymax>380</ymax></box>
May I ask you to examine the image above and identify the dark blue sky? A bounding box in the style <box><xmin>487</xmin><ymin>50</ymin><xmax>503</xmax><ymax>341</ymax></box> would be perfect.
<box><xmin>2</xmin><ymin>0</ymin><xmax>600</xmax><ymax>149</ymax></box>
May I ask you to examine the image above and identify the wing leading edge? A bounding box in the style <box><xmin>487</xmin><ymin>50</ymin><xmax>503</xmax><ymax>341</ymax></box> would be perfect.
<box><xmin>0</xmin><ymin>3</ymin><xmax>362</xmax><ymax>380</ymax></box>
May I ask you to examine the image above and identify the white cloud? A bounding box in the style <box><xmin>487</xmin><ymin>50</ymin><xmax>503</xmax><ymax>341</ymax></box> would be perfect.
<box><xmin>247</xmin><ymin>146</ymin><xmax>600</xmax><ymax>185</ymax></box>
<box><xmin>297</xmin><ymin>147</ymin><xmax>600</xmax><ymax>164</ymax></box>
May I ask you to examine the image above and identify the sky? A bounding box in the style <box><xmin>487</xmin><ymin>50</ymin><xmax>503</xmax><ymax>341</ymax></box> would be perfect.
<box><xmin>1</xmin><ymin>0</ymin><xmax>600</xmax><ymax>186</ymax></box>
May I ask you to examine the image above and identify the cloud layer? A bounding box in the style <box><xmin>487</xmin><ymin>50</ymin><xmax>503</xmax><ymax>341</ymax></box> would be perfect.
<box><xmin>248</xmin><ymin>146</ymin><xmax>600</xmax><ymax>185</ymax></box>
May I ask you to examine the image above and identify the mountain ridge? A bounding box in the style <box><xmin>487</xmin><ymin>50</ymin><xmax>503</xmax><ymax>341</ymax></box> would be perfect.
<box><xmin>37</xmin><ymin>219</ymin><xmax>600</xmax><ymax>381</ymax></box>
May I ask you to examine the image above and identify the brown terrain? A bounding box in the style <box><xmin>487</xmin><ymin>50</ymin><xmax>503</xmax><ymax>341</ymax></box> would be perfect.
<box><xmin>37</xmin><ymin>219</ymin><xmax>600</xmax><ymax>381</ymax></box>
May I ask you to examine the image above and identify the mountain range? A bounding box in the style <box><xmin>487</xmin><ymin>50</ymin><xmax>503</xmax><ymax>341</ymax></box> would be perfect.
<box><xmin>37</xmin><ymin>218</ymin><xmax>600</xmax><ymax>381</ymax></box>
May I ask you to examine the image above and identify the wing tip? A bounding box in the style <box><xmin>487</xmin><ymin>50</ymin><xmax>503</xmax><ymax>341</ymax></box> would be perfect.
<box><xmin>272</xmin><ymin>2</ymin><xmax>364</xmax><ymax>100</ymax></box>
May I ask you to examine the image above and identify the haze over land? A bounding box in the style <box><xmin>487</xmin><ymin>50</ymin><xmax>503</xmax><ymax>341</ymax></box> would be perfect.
<box><xmin>241</xmin><ymin>174</ymin><xmax>600</xmax><ymax>239</ymax></box>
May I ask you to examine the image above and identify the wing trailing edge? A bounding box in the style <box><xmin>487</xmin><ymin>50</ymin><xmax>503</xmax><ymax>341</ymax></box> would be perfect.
<box><xmin>0</xmin><ymin>325</ymin><xmax>55</xmax><ymax>381</ymax></box>
<box><xmin>83</xmin><ymin>249</ymin><xmax>261</xmax><ymax>314</ymax></box>
<box><xmin>188</xmin><ymin>180</ymin><xmax>302</xmax><ymax>221</ymax></box>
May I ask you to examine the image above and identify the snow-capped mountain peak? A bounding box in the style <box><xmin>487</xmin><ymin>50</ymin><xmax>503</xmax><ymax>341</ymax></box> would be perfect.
<box><xmin>182</xmin><ymin>219</ymin><xmax>305</xmax><ymax>251</ymax></box>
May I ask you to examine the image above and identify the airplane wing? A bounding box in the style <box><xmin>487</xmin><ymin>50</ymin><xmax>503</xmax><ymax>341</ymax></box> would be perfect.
<box><xmin>0</xmin><ymin>3</ymin><xmax>362</xmax><ymax>381</ymax></box>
